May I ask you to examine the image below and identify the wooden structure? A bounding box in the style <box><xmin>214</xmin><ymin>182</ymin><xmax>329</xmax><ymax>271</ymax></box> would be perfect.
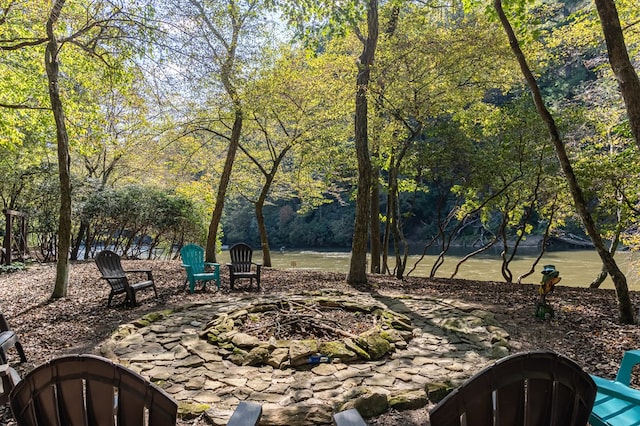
<box><xmin>2</xmin><ymin>209</ymin><xmax>28</xmax><ymax>265</ymax></box>
<box><xmin>590</xmin><ymin>350</ymin><xmax>640</xmax><ymax>425</ymax></box>
<box><xmin>429</xmin><ymin>350</ymin><xmax>596</xmax><ymax>426</ymax></box>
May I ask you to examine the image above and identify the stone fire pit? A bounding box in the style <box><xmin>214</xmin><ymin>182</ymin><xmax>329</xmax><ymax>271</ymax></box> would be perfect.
<box><xmin>200</xmin><ymin>296</ymin><xmax>415</xmax><ymax>368</ymax></box>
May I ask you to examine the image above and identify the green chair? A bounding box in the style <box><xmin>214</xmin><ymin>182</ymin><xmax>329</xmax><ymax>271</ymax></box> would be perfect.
<box><xmin>590</xmin><ymin>350</ymin><xmax>640</xmax><ymax>425</ymax></box>
<box><xmin>180</xmin><ymin>244</ymin><xmax>220</xmax><ymax>293</ymax></box>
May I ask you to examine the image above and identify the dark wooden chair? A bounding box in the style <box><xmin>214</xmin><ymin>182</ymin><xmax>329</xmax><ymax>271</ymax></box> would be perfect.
<box><xmin>95</xmin><ymin>250</ymin><xmax>157</xmax><ymax>307</ymax></box>
<box><xmin>429</xmin><ymin>350</ymin><xmax>597</xmax><ymax>426</ymax></box>
<box><xmin>9</xmin><ymin>354</ymin><xmax>177</xmax><ymax>426</ymax></box>
<box><xmin>0</xmin><ymin>312</ymin><xmax>27</xmax><ymax>365</ymax></box>
<box><xmin>227</xmin><ymin>243</ymin><xmax>261</xmax><ymax>290</ymax></box>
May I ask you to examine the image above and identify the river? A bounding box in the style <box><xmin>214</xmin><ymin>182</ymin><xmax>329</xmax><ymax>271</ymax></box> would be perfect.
<box><xmin>217</xmin><ymin>248</ymin><xmax>640</xmax><ymax>291</ymax></box>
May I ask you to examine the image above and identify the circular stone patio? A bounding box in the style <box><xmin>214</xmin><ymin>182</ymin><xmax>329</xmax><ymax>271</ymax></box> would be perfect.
<box><xmin>99</xmin><ymin>290</ymin><xmax>511</xmax><ymax>425</ymax></box>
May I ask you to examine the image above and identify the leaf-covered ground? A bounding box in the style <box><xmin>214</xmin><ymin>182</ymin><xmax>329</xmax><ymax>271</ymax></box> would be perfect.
<box><xmin>0</xmin><ymin>259</ymin><xmax>638</xmax><ymax>425</ymax></box>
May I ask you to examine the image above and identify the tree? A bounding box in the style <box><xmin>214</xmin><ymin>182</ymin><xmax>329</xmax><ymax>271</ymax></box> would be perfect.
<box><xmin>157</xmin><ymin>0</ymin><xmax>266</xmax><ymax>263</ymax></box>
<box><xmin>44</xmin><ymin>0</ymin><xmax>73</xmax><ymax>298</ymax></box>
<box><xmin>494</xmin><ymin>0</ymin><xmax>635</xmax><ymax>324</ymax></box>
<box><xmin>594</xmin><ymin>0</ymin><xmax>640</xmax><ymax>149</ymax></box>
<box><xmin>273</xmin><ymin>0</ymin><xmax>380</xmax><ymax>284</ymax></box>
<box><xmin>347</xmin><ymin>0</ymin><xmax>378</xmax><ymax>284</ymax></box>
<box><xmin>233</xmin><ymin>48</ymin><xmax>351</xmax><ymax>266</ymax></box>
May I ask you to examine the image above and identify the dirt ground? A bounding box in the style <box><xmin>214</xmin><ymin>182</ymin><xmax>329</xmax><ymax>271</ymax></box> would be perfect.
<box><xmin>0</xmin><ymin>259</ymin><xmax>639</xmax><ymax>425</ymax></box>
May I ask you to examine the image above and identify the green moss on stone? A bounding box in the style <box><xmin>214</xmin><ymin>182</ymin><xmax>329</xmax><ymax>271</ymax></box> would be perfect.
<box><xmin>177</xmin><ymin>402</ymin><xmax>211</xmax><ymax>419</ymax></box>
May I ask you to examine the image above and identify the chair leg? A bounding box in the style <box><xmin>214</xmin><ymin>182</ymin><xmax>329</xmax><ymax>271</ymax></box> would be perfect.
<box><xmin>15</xmin><ymin>341</ymin><xmax>26</xmax><ymax>363</ymax></box>
<box><xmin>107</xmin><ymin>291</ymin><xmax>115</xmax><ymax>307</ymax></box>
<box><xmin>0</xmin><ymin>364</ymin><xmax>20</xmax><ymax>406</ymax></box>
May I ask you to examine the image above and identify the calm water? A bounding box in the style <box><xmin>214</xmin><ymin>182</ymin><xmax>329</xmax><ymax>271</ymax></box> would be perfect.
<box><xmin>217</xmin><ymin>249</ymin><xmax>640</xmax><ymax>291</ymax></box>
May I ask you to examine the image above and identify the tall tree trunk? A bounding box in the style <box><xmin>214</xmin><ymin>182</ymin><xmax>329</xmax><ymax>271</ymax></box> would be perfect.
<box><xmin>46</xmin><ymin>0</ymin><xmax>71</xmax><ymax>299</ymax></box>
<box><xmin>347</xmin><ymin>0</ymin><xmax>378</xmax><ymax>285</ymax></box>
<box><xmin>590</xmin><ymin>222</ymin><xmax>621</xmax><ymax>288</ymax></box>
<box><xmin>594</xmin><ymin>0</ymin><xmax>640</xmax><ymax>149</ymax></box>
<box><xmin>205</xmin><ymin>109</ymin><xmax>242</xmax><ymax>263</ymax></box>
<box><xmin>370</xmin><ymin>150</ymin><xmax>381</xmax><ymax>274</ymax></box>
<box><xmin>255</xmin><ymin>200</ymin><xmax>271</xmax><ymax>267</ymax></box>
<box><xmin>70</xmin><ymin>220</ymin><xmax>88</xmax><ymax>261</ymax></box>
<box><xmin>495</xmin><ymin>0</ymin><xmax>635</xmax><ymax>324</ymax></box>
<box><xmin>255</xmin><ymin>170</ymin><xmax>278</xmax><ymax>268</ymax></box>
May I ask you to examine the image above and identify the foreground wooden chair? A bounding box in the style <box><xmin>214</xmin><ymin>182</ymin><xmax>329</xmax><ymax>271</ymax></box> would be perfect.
<box><xmin>95</xmin><ymin>250</ymin><xmax>157</xmax><ymax>307</ymax></box>
<box><xmin>180</xmin><ymin>244</ymin><xmax>220</xmax><ymax>293</ymax></box>
<box><xmin>0</xmin><ymin>312</ymin><xmax>27</xmax><ymax>365</ymax></box>
<box><xmin>590</xmin><ymin>349</ymin><xmax>640</xmax><ymax>425</ymax></box>
<box><xmin>429</xmin><ymin>350</ymin><xmax>596</xmax><ymax>426</ymax></box>
<box><xmin>9</xmin><ymin>354</ymin><xmax>177</xmax><ymax>426</ymax></box>
<box><xmin>227</xmin><ymin>243</ymin><xmax>261</xmax><ymax>290</ymax></box>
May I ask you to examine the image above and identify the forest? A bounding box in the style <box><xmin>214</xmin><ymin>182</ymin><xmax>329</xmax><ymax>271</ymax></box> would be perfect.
<box><xmin>1</xmin><ymin>0</ymin><xmax>640</xmax><ymax>321</ymax></box>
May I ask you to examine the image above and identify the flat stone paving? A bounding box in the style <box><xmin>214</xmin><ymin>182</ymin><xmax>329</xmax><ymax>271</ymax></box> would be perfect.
<box><xmin>99</xmin><ymin>290</ymin><xmax>511</xmax><ymax>425</ymax></box>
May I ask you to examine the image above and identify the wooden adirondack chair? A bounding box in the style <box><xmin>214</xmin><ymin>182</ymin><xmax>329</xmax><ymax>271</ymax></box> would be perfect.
<box><xmin>180</xmin><ymin>244</ymin><xmax>220</xmax><ymax>293</ymax></box>
<box><xmin>429</xmin><ymin>350</ymin><xmax>596</xmax><ymax>426</ymax></box>
<box><xmin>227</xmin><ymin>243</ymin><xmax>261</xmax><ymax>290</ymax></box>
<box><xmin>9</xmin><ymin>354</ymin><xmax>178</xmax><ymax>426</ymax></box>
<box><xmin>95</xmin><ymin>250</ymin><xmax>157</xmax><ymax>307</ymax></box>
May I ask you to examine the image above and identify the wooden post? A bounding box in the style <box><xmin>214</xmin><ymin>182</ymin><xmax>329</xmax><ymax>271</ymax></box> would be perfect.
<box><xmin>2</xmin><ymin>210</ymin><xmax>28</xmax><ymax>265</ymax></box>
<box><xmin>3</xmin><ymin>210</ymin><xmax>12</xmax><ymax>265</ymax></box>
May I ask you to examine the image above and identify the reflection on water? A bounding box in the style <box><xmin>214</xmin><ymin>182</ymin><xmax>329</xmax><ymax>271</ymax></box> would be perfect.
<box><xmin>217</xmin><ymin>249</ymin><xmax>640</xmax><ymax>291</ymax></box>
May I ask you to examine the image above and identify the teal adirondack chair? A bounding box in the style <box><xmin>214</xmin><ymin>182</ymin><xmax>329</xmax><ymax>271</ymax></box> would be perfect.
<box><xmin>180</xmin><ymin>244</ymin><xmax>220</xmax><ymax>293</ymax></box>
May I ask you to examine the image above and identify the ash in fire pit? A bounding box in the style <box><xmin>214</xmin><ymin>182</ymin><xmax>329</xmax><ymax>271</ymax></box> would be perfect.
<box><xmin>199</xmin><ymin>296</ymin><xmax>414</xmax><ymax>369</ymax></box>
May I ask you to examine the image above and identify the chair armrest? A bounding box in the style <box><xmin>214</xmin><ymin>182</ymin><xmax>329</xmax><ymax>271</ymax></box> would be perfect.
<box><xmin>616</xmin><ymin>350</ymin><xmax>640</xmax><ymax>385</ymax></box>
<box><xmin>204</xmin><ymin>262</ymin><xmax>220</xmax><ymax>271</ymax></box>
